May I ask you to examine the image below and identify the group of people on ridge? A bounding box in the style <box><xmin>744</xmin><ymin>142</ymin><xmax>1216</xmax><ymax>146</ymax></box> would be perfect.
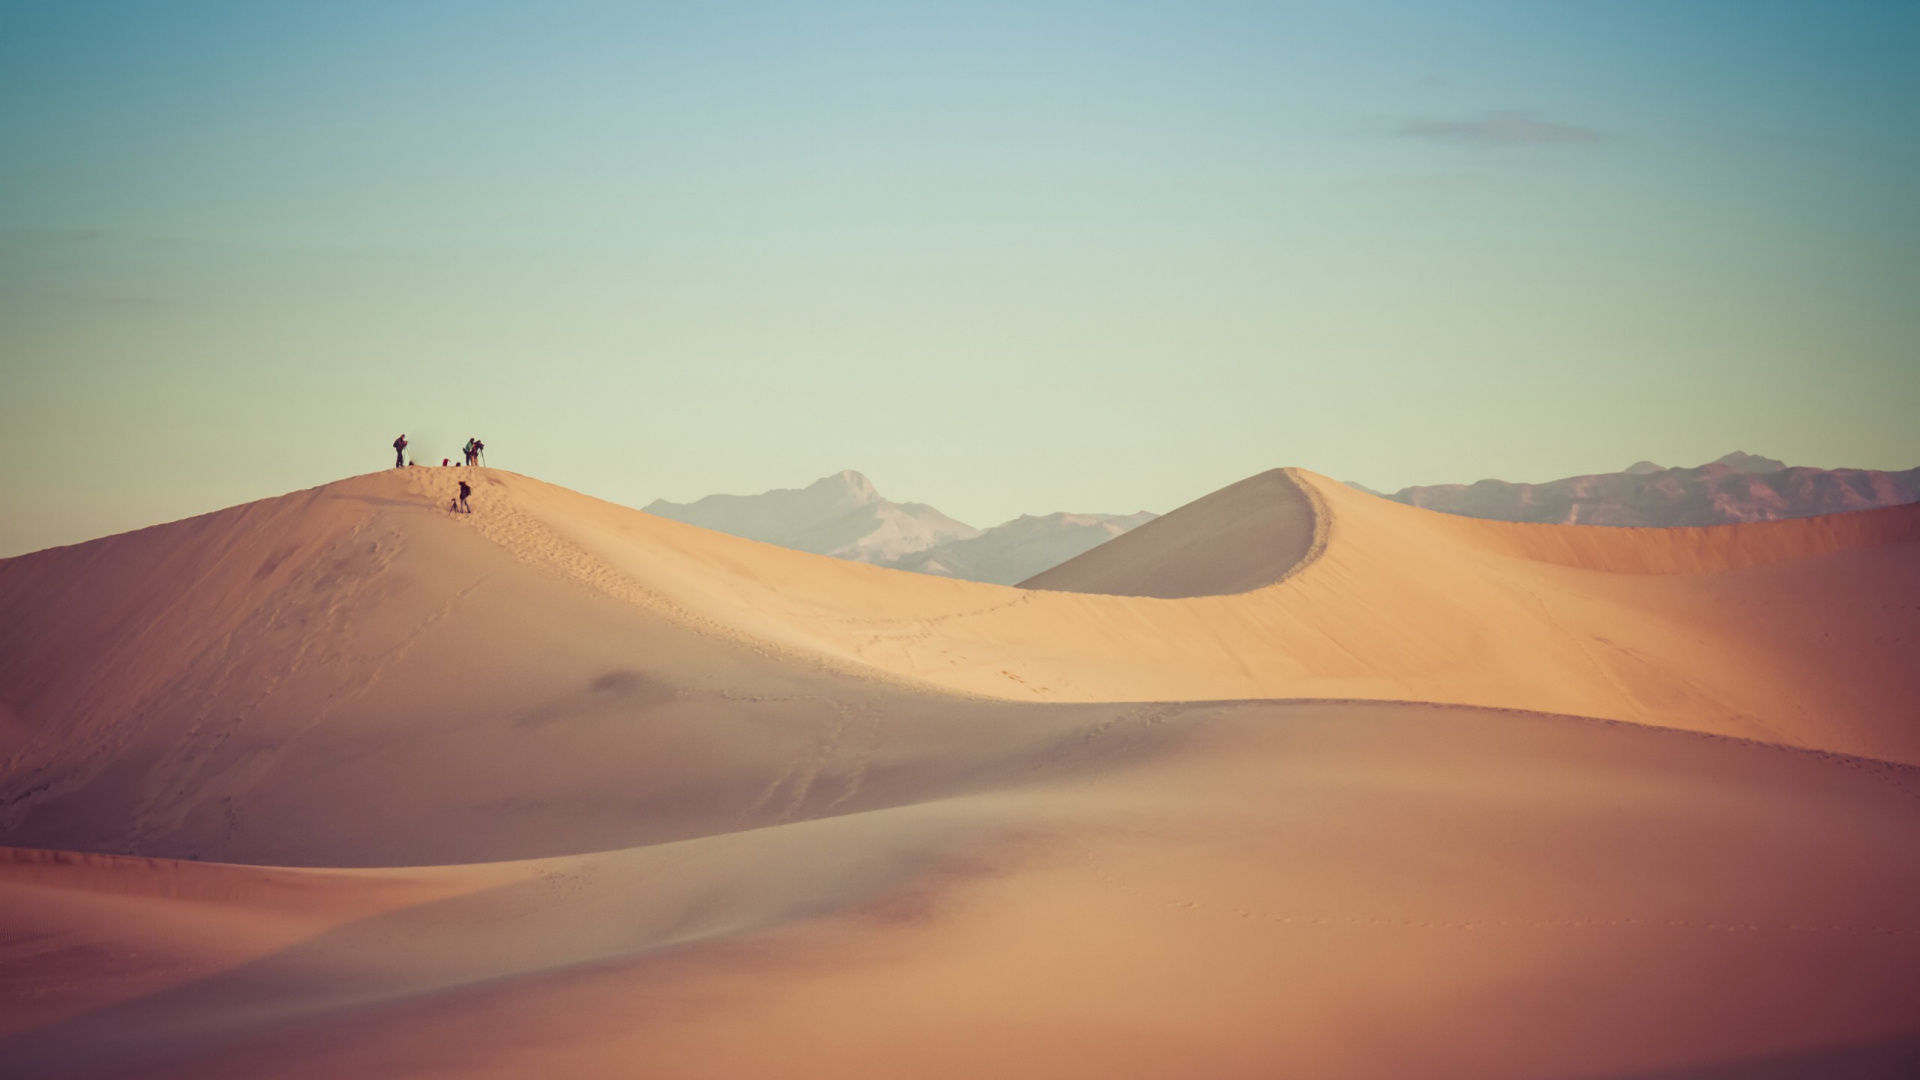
<box><xmin>389</xmin><ymin>434</ymin><xmax>486</xmax><ymax>469</ymax></box>
<box><xmin>390</xmin><ymin>433</ymin><xmax>485</xmax><ymax>514</ymax></box>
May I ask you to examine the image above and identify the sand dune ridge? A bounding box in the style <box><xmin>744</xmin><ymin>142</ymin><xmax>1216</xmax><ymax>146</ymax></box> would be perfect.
<box><xmin>2</xmin><ymin>465</ymin><xmax>1917</xmax><ymax>1078</ymax></box>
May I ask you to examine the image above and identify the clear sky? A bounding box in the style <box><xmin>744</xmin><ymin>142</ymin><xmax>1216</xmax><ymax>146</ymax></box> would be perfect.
<box><xmin>3</xmin><ymin>1</ymin><xmax>1916</xmax><ymax>554</ymax></box>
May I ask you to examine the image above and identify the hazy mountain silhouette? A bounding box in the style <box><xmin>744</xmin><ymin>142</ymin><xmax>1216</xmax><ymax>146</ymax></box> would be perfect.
<box><xmin>644</xmin><ymin>470</ymin><xmax>980</xmax><ymax>563</ymax></box>
<box><xmin>646</xmin><ymin>473</ymin><xmax>1157</xmax><ymax>581</ymax></box>
<box><xmin>1384</xmin><ymin>452</ymin><xmax>1919</xmax><ymax>526</ymax></box>
<box><xmin>886</xmin><ymin>510</ymin><xmax>1158</xmax><ymax>585</ymax></box>
<box><xmin>1706</xmin><ymin>450</ymin><xmax>1788</xmax><ymax>475</ymax></box>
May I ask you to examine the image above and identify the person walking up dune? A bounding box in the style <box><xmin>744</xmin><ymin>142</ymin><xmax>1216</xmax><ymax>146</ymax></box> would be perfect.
<box><xmin>456</xmin><ymin>479</ymin><xmax>472</xmax><ymax>514</ymax></box>
<box><xmin>393</xmin><ymin>434</ymin><xmax>408</xmax><ymax>468</ymax></box>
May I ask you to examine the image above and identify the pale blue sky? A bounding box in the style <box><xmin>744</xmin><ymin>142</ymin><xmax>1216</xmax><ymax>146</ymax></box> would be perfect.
<box><xmin>3</xmin><ymin>1</ymin><xmax>1916</xmax><ymax>553</ymax></box>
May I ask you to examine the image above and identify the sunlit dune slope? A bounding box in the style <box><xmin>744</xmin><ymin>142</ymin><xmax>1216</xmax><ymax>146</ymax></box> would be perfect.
<box><xmin>0</xmin><ymin>469</ymin><xmax>1142</xmax><ymax>865</ymax></box>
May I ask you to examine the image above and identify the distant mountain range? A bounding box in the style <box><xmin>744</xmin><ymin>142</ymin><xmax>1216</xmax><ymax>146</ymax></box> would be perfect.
<box><xmin>644</xmin><ymin>472</ymin><xmax>1158</xmax><ymax>583</ymax></box>
<box><xmin>1368</xmin><ymin>452</ymin><xmax>1920</xmax><ymax>526</ymax></box>
<box><xmin>644</xmin><ymin>471</ymin><xmax>979</xmax><ymax>564</ymax></box>
<box><xmin>888</xmin><ymin>511</ymin><xmax>1159</xmax><ymax>585</ymax></box>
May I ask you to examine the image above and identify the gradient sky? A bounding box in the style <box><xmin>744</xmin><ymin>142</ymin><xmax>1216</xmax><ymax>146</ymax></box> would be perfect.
<box><xmin>3</xmin><ymin>1</ymin><xmax>1916</xmax><ymax>554</ymax></box>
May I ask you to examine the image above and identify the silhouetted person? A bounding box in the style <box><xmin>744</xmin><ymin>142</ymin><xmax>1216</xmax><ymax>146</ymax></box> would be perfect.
<box><xmin>393</xmin><ymin>434</ymin><xmax>408</xmax><ymax>468</ymax></box>
<box><xmin>472</xmin><ymin>438</ymin><xmax>485</xmax><ymax>467</ymax></box>
<box><xmin>457</xmin><ymin>480</ymin><xmax>472</xmax><ymax>514</ymax></box>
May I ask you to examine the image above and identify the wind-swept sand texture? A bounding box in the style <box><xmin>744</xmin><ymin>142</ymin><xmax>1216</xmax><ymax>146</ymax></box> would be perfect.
<box><xmin>2</xmin><ymin>466</ymin><xmax>1917</xmax><ymax>1078</ymax></box>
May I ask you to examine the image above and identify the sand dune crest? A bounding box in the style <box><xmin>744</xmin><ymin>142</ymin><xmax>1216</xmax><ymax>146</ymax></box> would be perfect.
<box><xmin>1020</xmin><ymin>467</ymin><xmax>1328</xmax><ymax>597</ymax></box>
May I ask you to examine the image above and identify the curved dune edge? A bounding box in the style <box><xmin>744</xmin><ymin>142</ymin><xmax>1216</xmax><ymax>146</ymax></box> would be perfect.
<box><xmin>1022</xmin><ymin>465</ymin><xmax>1920</xmax><ymax>598</ymax></box>
<box><xmin>1018</xmin><ymin>467</ymin><xmax>1332</xmax><ymax>598</ymax></box>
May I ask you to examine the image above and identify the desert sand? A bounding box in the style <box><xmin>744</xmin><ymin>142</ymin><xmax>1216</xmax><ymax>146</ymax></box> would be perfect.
<box><xmin>2</xmin><ymin>465</ymin><xmax>1917</xmax><ymax>1078</ymax></box>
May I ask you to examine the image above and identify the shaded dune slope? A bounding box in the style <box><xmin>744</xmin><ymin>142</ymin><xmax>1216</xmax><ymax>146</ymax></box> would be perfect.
<box><xmin>3</xmin><ymin>466</ymin><xmax>1919</xmax><ymax>1078</ymax></box>
<box><xmin>4</xmin><ymin>703</ymin><xmax>1919</xmax><ymax>1079</ymax></box>
<box><xmin>1019</xmin><ymin>469</ymin><xmax>1327</xmax><ymax>597</ymax></box>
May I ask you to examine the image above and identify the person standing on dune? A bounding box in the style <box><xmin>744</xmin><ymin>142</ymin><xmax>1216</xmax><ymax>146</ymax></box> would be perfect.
<box><xmin>393</xmin><ymin>434</ymin><xmax>408</xmax><ymax>468</ymax></box>
<box><xmin>457</xmin><ymin>479</ymin><xmax>471</xmax><ymax>514</ymax></box>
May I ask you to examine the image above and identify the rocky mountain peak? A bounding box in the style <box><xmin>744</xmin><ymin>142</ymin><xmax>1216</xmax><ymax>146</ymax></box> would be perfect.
<box><xmin>1710</xmin><ymin>451</ymin><xmax>1787</xmax><ymax>475</ymax></box>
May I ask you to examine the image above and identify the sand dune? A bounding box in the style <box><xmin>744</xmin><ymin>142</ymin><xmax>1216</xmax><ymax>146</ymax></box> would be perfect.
<box><xmin>1020</xmin><ymin>468</ymin><xmax>1325</xmax><ymax>597</ymax></box>
<box><xmin>3</xmin><ymin>465</ymin><xmax>1917</xmax><ymax>1077</ymax></box>
<box><xmin>488</xmin><ymin>464</ymin><xmax>1920</xmax><ymax>759</ymax></box>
